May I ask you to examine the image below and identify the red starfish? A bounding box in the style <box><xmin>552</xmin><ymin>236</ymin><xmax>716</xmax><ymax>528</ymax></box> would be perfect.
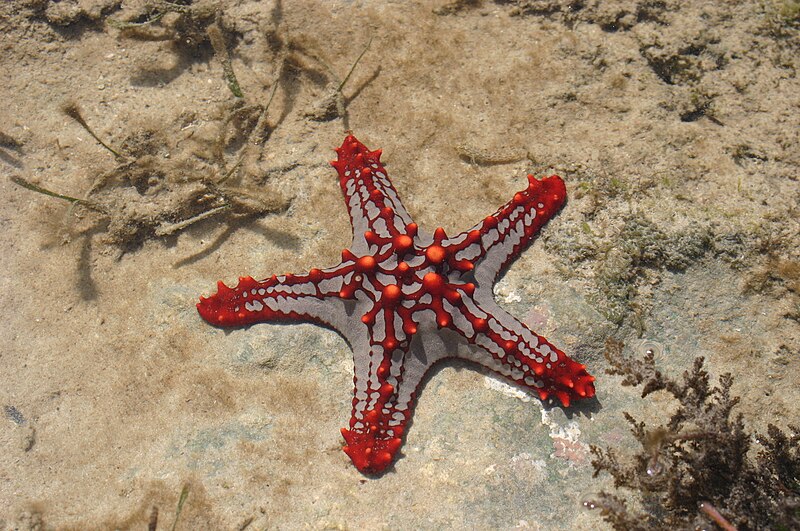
<box><xmin>197</xmin><ymin>135</ymin><xmax>595</xmax><ymax>474</ymax></box>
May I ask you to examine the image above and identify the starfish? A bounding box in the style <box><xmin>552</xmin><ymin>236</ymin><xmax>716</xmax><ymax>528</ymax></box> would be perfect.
<box><xmin>197</xmin><ymin>134</ymin><xmax>595</xmax><ymax>474</ymax></box>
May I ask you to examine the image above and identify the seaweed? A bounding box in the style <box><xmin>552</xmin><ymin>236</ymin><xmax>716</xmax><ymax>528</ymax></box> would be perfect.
<box><xmin>206</xmin><ymin>17</ymin><xmax>243</xmax><ymax>99</ymax></box>
<box><xmin>433</xmin><ymin>0</ymin><xmax>482</xmax><ymax>16</ymax></box>
<box><xmin>107</xmin><ymin>0</ymin><xmax>218</xmax><ymax>51</ymax></box>
<box><xmin>546</xmin><ymin>211</ymin><xmax>711</xmax><ymax>326</ymax></box>
<box><xmin>766</xmin><ymin>0</ymin><xmax>800</xmax><ymax>33</ymax></box>
<box><xmin>12</xmin><ymin>101</ymin><xmax>289</xmax><ymax>252</ymax></box>
<box><xmin>143</xmin><ymin>482</ymin><xmax>190</xmax><ymax>531</ymax></box>
<box><xmin>109</xmin><ymin>0</ymin><xmax>376</xmax><ymax>130</ymax></box>
<box><xmin>587</xmin><ymin>339</ymin><xmax>800</xmax><ymax>530</ymax></box>
<box><xmin>0</xmin><ymin>130</ymin><xmax>24</xmax><ymax>168</ymax></box>
<box><xmin>13</xmin><ymin>1</ymin><xmax>377</xmax><ymax>258</ymax></box>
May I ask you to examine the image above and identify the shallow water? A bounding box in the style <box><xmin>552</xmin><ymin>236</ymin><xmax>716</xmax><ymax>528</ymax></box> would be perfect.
<box><xmin>1</xmin><ymin>1</ymin><xmax>798</xmax><ymax>528</ymax></box>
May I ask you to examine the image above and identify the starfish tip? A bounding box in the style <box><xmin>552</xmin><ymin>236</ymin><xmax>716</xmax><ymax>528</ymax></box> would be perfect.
<box><xmin>537</xmin><ymin>389</ymin><xmax>549</xmax><ymax>401</ymax></box>
<box><xmin>556</xmin><ymin>391</ymin><xmax>571</xmax><ymax>408</ymax></box>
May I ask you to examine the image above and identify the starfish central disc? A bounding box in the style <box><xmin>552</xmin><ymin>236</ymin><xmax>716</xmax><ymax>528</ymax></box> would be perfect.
<box><xmin>382</xmin><ymin>284</ymin><xmax>402</xmax><ymax>305</ymax></box>
<box><xmin>356</xmin><ymin>255</ymin><xmax>377</xmax><ymax>272</ymax></box>
<box><xmin>425</xmin><ymin>244</ymin><xmax>446</xmax><ymax>264</ymax></box>
<box><xmin>393</xmin><ymin>234</ymin><xmax>413</xmax><ymax>253</ymax></box>
<box><xmin>422</xmin><ymin>272</ymin><xmax>445</xmax><ymax>294</ymax></box>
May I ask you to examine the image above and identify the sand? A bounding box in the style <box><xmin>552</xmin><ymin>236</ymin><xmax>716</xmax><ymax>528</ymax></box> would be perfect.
<box><xmin>1</xmin><ymin>0</ymin><xmax>798</xmax><ymax>528</ymax></box>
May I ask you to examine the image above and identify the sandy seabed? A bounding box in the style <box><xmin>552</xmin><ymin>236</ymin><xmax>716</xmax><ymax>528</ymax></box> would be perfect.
<box><xmin>1</xmin><ymin>1</ymin><xmax>798</xmax><ymax>529</ymax></box>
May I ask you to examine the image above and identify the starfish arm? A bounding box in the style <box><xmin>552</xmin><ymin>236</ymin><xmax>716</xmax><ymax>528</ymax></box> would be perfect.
<box><xmin>341</xmin><ymin>315</ymin><xmax>454</xmax><ymax>474</ymax></box>
<box><xmin>197</xmin><ymin>266</ymin><xmax>351</xmax><ymax>330</ymax></box>
<box><xmin>331</xmin><ymin>135</ymin><xmax>418</xmax><ymax>256</ymax></box>
<box><xmin>340</xmin><ymin>337</ymin><xmax>412</xmax><ymax>475</ymax></box>
<box><xmin>450</xmin><ymin>288</ymin><xmax>595</xmax><ymax>407</ymax></box>
<box><xmin>444</xmin><ymin>174</ymin><xmax>567</xmax><ymax>283</ymax></box>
